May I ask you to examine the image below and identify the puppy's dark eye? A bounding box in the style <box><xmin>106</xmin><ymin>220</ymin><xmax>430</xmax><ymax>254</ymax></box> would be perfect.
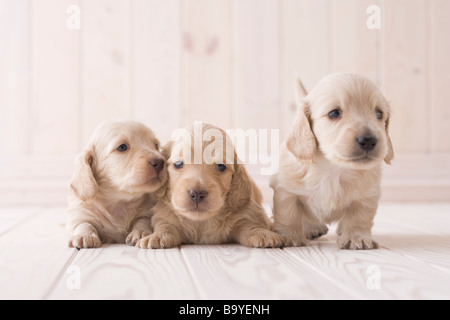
<box><xmin>217</xmin><ymin>164</ymin><xmax>227</xmax><ymax>172</ymax></box>
<box><xmin>117</xmin><ymin>144</ymin><xmax>128</xmax><ymax>152</ymax></box>
<box><xmin>328</xmin><ymin>109</ymin><xmax>342</xmax><ymax>119</ymax></box>
<box><xmin>376</xmin><ymin>109</ymin><xmax>383</xmax><ymax>120</ymax></box>
<box><xmin>174</xmin><ymin>161</ymin><xmax>184</xmax><ymax>169</ymax></box>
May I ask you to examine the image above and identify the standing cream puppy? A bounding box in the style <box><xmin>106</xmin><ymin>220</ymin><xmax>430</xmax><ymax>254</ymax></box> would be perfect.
<box><xmin>271</xmin><ymin>73</ymin><xmax>394</xmax><ymax>250</ymax></box>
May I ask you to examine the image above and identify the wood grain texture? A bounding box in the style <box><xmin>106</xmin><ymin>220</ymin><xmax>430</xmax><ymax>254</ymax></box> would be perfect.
<box><xmin>430</xmin><ymin>0</ymin><xmax>450</xmax><ymax>152</ymax></box>
<box><xmin>281</xmin><ymin>0</ymin><xmax>329</xmax><ymax>139</ymax></box>
<box><xmin>48</xmin><ymin>245</ymin><xmax>200</xmax><ymax>300</ymax></box>
<box><xmin>31</xmin><ymin>0</ymin><xmax>80</xmax><ymax>155</ymax></box>
<box><xmin>132</xmin><ymin>0</ymin><xmax>180</xmax><ymax>143</ymax></box>
<box><xmin>0</xmin><ymin>0</ymin><xmax>30</xmax><ymax>156</ymax></box>
<box><xmin>1</xmin><ymin>204</ymin><xmax>450</xmax><ymax>299</ymax></box>
<box><xmin>330</xmin><ymin>0</ymin><xmax>381</xmax><ymax>84</ymax></box>
<box><xmin>180</xmin><ymin>245</ymin><xmax>352</xmax><ymax>299</ymax></box>
<box><xmin>0</xmin><ymin>207</ymin><xmax>77</xmax><ymax>299</ymax></box>
<box><xmin>234</xmin><ymin>0</ymin><xmax>280</xmax><ymax>130</ymax></box>
<box><xmin>82</xmin><ymin>0</ymin><xmax>130</xmax><ymax>145</ymax></box>
<box><xmin>181</xmin><ymin>0</ymin><xmax>232</xmax><ymax>129</ymax></box>
<box><xmin>0</xmin><ymin>207</ymin><xmax>39</xmax><ymax>236</ymax></box>
<box><xmin>384</xmin><ymin>0</ymin><xmax>428</xmax><ymax>152</ymax></box>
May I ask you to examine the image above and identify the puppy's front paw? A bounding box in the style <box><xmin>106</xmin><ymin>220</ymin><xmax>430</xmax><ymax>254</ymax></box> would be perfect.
<box><xmin>137</xmin><ymin>232</ymin><xmax>180</xmax><ymax>249</ymax></box>
<box><xmin>246</xmin><ymin>230</ymin><xmax>284</xmax><ymax>248</ymax></box>
<box><xmin>126</xmin><ymin>230</ymin><xmax>150</xmax><ymax>246</ymax></box>
<box><xmin>338</xmin><ymin>234</ymin><xmax>379</xmax><ymax>250</ymax></box>
<box><xmin>69</xmin><ymin>233</ymin><xmax>101</xmax><ymax>249</ymax></box>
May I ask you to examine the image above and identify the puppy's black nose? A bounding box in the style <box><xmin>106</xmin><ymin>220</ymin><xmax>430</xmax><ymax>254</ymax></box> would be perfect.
<box><xmin>189</xmin><ymin>189</ymin><xmax>208</xmax><ymax>205</ymax></box>
<box><xmin>150</xmin><ymin>158</ymin><xmax>164</xmax><ymax>174</ymax></box>
<box><xmin>357</xmin><ymin>136</ymin><xmax>378</xmax><ymax>152</ymax></box>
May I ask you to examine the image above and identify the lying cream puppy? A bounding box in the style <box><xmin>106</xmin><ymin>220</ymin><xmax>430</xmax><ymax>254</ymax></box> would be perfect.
<box><xmin>137</xmin><ymin>123</ymin><xmax>283</xmax><ymax>249</ymax></box>
<box><xmin>271</xmin><ymin>73</ymin><xmax>394</xmax><ymax>250</ymax></box>
<box><xmin>66</xmin><ymin>120</ymin><xmax>166</xmax><ymax>248</ymax></box>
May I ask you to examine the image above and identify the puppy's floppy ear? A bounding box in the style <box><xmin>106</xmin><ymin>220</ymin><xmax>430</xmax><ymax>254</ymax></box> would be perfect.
<box><xmin>286</xmin><ymin>100</ymin><xmax>317</xmax><ymax>162</ymax></box>
<box><xmin>384</xmin><ymin>114</ymin><xmax>394</xmax><ymax>165</ymax></box>
<box><xmin>70</xmin><ymin>150</ymin><xmax>97</xmax><ymax>201</ymax></box>
<box><xmin>226</xmin><ymin>162</ymin><xmax>253</xmax><ymax>211</ymax></box>
<box><xmin>154</xmin><ymin>141</ymin><xmax>173</xmax><ymax>201</ymax></box>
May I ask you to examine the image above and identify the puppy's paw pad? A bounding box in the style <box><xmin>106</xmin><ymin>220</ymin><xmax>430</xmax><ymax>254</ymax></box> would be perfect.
<box><xmin>126</xmin><ymin>230</ymin><xmax>150</xmax><ymax>246</ymax></box>
<box><xmin>137</xmin><ymin>232</ymin><xmax>179</xmax><ymax>249</ymax></box>
<box><xmin>338</xmin><ymin>235</ymin><xmax>379</xmax><ymax>250</ymax></box>
<box><xmin>248</xmin><ymin>230</ymin><xmax>284</xmax><ymax>248</ymax></box>
<box><xmin>69</xmin><ymin>234</ymin><xmax>101</xmax><ymax>249</ymax></box>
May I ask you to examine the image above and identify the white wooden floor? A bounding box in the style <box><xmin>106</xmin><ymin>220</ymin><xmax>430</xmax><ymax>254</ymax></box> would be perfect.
<box><xmin>0</xmin><ymin>203</ymin><xmax>449</xmax><ymax>300</ymax></box>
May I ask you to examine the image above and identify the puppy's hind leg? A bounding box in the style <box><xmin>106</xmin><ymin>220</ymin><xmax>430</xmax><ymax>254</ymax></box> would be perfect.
<box><xmin>303</xmin><ymin>218</ymin><xmax>329</xmax><ymax>240</ymax></box>
<box><xmin>272</xmin><ymin>189</ymin><xmax>308</xmax><ymax>247</ymax></box>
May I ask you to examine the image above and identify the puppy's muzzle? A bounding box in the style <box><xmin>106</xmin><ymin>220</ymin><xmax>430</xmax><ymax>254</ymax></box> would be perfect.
<box><xmin>189</xmin><ymin>189</ymin><xmax>208</xmax><ymax>205</ymax></box>
<box><xmin>150</xmin><ymin>158</ymin><xmax>165</xmax><ymax>174</ymax></box>
<box><xmin>356</xmin><ymin>135</ymin><xmax>378</xmax><ymax>152</ymax></box>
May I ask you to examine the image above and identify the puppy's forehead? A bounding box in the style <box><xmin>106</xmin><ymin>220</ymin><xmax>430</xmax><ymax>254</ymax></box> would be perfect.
<box><xmin>91</xmin><ymin>120</ymin><xmax>157</xmax><ymax>148</ymax></box>
<box><xmin>308</xmin><ymin>73</ymin><xmax>388</xmax><ymax>114</ymax></box>
<box><xmin>170</xmin><ymin>124</ymin><xmax>235</xmax><ymax>166</ymax></box>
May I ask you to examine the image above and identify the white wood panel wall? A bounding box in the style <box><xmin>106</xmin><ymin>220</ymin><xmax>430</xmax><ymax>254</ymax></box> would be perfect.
<box><xmin>0</xmin><ymin>0</ymin><xmax>449</xmax><ymax>204</ymax></box>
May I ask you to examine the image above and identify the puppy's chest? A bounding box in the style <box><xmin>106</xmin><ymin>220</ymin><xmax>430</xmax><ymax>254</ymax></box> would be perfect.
<box><xmin>182</xmin><ymin>216</ymin><xmax>233</xmax><ymax>244</ymax></box>
<box><xmin>304</xmin><ymin>166</ymin><xmax>376</xmax><ymax>216</ymax></box>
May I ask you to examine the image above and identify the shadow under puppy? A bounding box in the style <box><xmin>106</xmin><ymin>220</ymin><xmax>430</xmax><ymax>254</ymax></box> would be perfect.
<box><xmin>67</xmin><ymin>120</ymin><xmax>166</xmax><ymax>249</ymax></box>
<box><xmin>271</xmin><ymin>73</ymin><xmax>394</xmax><ymax>250</ymax></box>
<box><xmin>137</xmin><ymin>123</ymin><xmax>283</xmax><ymax>249</ymax></box>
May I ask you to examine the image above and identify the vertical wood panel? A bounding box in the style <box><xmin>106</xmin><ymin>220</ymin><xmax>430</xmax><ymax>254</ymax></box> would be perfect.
<box><xmin>133</xmin><ymin>0</ymin><xmax>180</xmax><ymax>143</ymax></box>
<box><xmin>234</xmin><ymin>0</ymin><xmax>280</xmax><ymax>130</ymax></box>
<box><xmin>0</xmin><ymin>0</ymin><xmax>30</xmax><ymax>156</ymax></box>
<box><xmin>384</xmin><ymin>0</ymin><xmax>428</xmax><ymax>153</ymax></box>
<box><xmin>330</xmin><ymin>0</ymin><xmax>381</xmax><ymax>85</ymax></box>
<box><xmin>181</xmin><ymin>0</ymin><xmax>232</xmax><ymax>129</ymax></box>
<box><xmin>31</xmin><ymin>0</ymin><xmax>80</xmax><ymax>155</ymax></box>
<box><xmin>281</xmin><ymin>0</ymin><xmax>329</xmax><ymax>138</ymax></box>
<box><xmin>430</xmin><ymin>0</ymin><xmax>450</xmax><ymax>152</ymax></box>
<box><xmin>83</xmin><ymin>0</ymin><xmax>130</xmax><ymax>144</ymax></box>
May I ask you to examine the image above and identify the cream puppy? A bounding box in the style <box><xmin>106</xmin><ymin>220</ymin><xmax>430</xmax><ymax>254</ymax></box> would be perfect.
<box><xmin>66</xmin><ymin>120</ymin><xmax>166</xmax><ymax>249</ymax></box>
<box><xmin>137</xmin><ymin>123</ymin><xmax>283</xmax><ymax>249</ymax></box>
<box><xmin>271</xmin><ymin>73</ymin><xmax>394</xmax><ymax>250</ymax></box>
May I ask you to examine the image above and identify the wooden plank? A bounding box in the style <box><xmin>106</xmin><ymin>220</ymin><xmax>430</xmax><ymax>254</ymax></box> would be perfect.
<box><xmin>82</xmin><ymin>0</ymin><xmax>130</xmax><ymax>145</ymax></box>
<box><xmin>0</xmin><ymin>207</ymin><xmax>78</xmax><ymax>299</ymax></box>
<box><xmin>30</xmin><ymin>0</ymin><xmax>80</xmax><ymax>155</ymax></box>
<box><xmin>180</xmin><ymin>245</ymin><xmax>355</xmax><ymax>299</ymax></box>
<box><xmin>0</xmin><ymin>0</ymin><xmax>30</xmax><ymax>156</ymax></box>
<box><xmin>234</xmin><ymin>0</ymin><xmax>280</xmax><ymax>130</ymax></box>
<box><xmin>430</xmin><ymin>0</ymin><xmax>450</xmax><ymax>152</ymax></box>
<box><xmin>375</xmin><ymin>217</ymin><xmax>450</xmax><ymax>273</ymax></box>
<box><xmin>48</xmin><ymin>245</ymin><xmax>200</xmax><ymax>300</ymax></box>
<box><xmin>384</xmin><ymin>0</ymin><xmax>428</xmax><ymax>152</ymax></box>
<box><xmin>133</xmin><ymin>0</ymin><xmax>181</xmax><ymax>143</ymax></box>
<box><xmin>281</xmin><ymin>0</ymin><xmax>329</xmax><ymax>140</ymax></box>
<box><xmin>0</xmin><ymin>208</ymin><xmax>39</xmax><ymax>236</ymax></box>
<box><xmin>330</xmin><ymin>0</ymin><xmax>382</xmax><ymax>84</ymax></box>
<box><xmin>181</xmin><ymin>0</ymin><xmax>232</xmax><ymax>129</ymax></box>
<box><xmin>286</xmin><ymin>243</ymin><xmax>450</xmax><ymax>299</ymax></box>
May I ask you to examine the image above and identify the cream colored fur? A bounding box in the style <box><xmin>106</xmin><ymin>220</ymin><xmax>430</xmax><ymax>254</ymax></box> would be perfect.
<box><xmin>271</xmin><ymin>73</ymin><xmax>394</xmax><ymax>250</ymax></box>
<box><xmin>137</xmin><ymin>123</ymin><xmax>283</xmax><ymax>249</ymax></box>
<box><xmin>66</xmin><ymin>120</ymin><xmax>166</xmax><ymax>248</ymax></box>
